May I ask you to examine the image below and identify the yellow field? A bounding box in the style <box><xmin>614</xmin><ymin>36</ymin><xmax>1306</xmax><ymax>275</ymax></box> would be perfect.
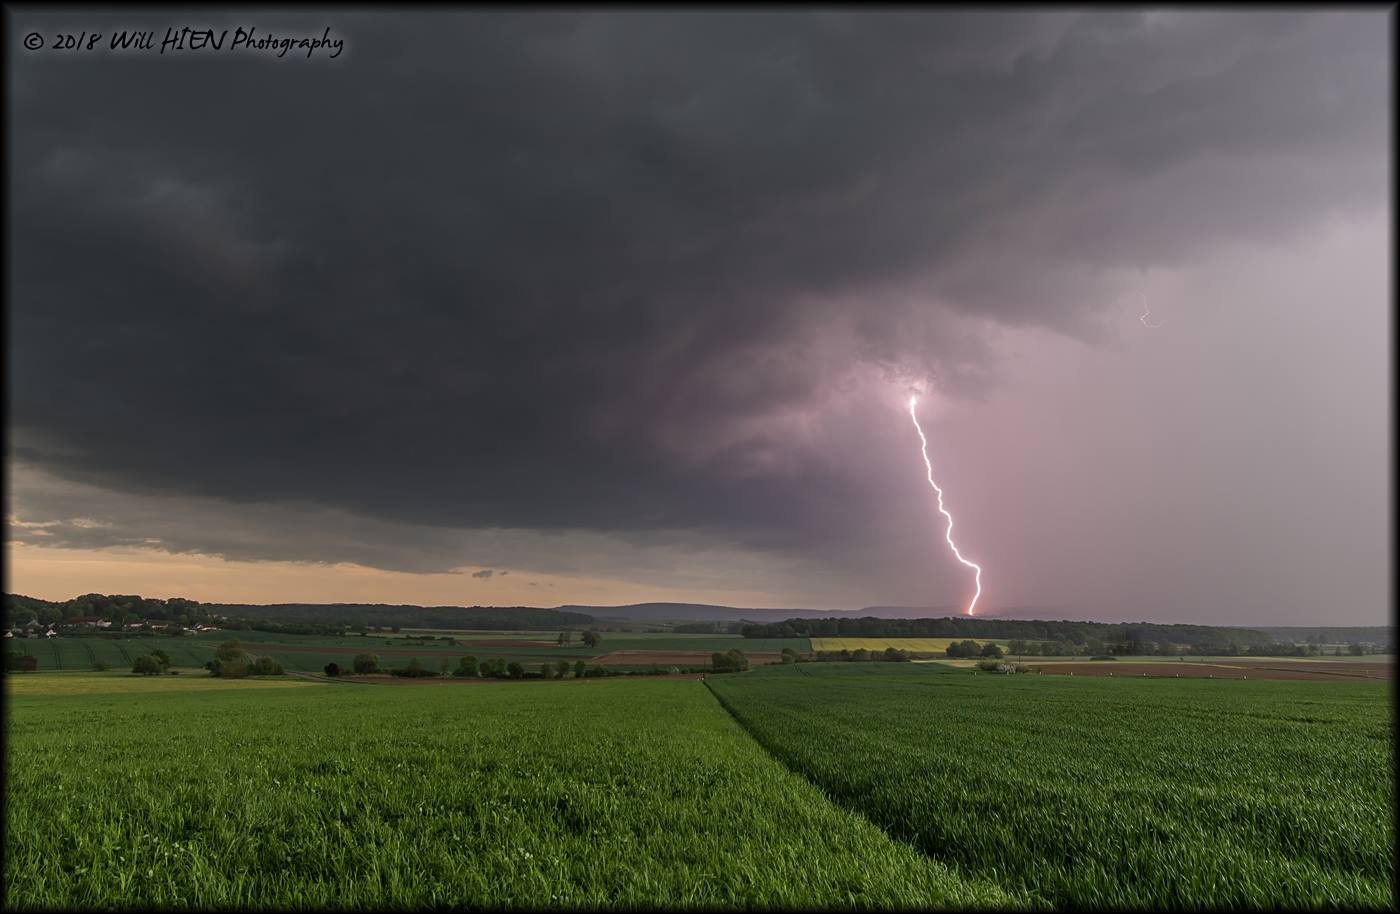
<box><xmin>3</xmin><ymin>670</ymin><xmax>319</xmax><ymax>697</ymax></box>
<box><xmin>810</xmin><ymin>637</ymin><xmax>967</xmax><ymax>653</ymax></box>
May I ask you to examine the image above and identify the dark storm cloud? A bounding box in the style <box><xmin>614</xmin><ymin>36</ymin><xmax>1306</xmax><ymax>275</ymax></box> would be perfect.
<box><xmin>8</xmin><ymin>10</ymin><xmax>1387</xmax><ymax>568</ymax></box>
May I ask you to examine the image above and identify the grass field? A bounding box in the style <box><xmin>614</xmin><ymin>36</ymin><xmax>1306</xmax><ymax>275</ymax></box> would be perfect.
<box><xmin>4</xmin><ymin>673</ymin><xmax>1009</xmax><ymax>909</ymax></box>
<box><xmin>707</xmin><ymin>663</ymin><xmax>1394</xmax><ymax>910</ymax></box>
<box><xmin>5</xmin><ymin>632</ymin><xmax>809</xmax><ymax>674</ymax></box>
<box><xmin>810</xmin><ymin>637</ymin><xmax>968</xmax><ymax>653</ymax></box>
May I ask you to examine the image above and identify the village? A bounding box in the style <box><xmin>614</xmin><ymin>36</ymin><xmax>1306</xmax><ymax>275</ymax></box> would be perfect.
<box><xmin>4</xmin><ymin>618</ymin><xmax>221</xmax><ymax>640</ymax></box>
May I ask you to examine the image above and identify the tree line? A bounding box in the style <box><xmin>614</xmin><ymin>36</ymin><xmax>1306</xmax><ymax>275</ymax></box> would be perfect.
<box><xmin>321</xmin><ymin>651</ymin><xmax>703</xmax><ymax>680</ymax></box>
<box><xmin>740</xmin><ymin>616</ymin><xmax>1279</xmax><ymax>647</ymax></box>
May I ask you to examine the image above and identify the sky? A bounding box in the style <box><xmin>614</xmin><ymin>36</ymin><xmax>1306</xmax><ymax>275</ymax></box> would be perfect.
<box><xmin>6</xmin><ymin>9</ymin><xmax>1392</xmax><ymax>624</ymax></box>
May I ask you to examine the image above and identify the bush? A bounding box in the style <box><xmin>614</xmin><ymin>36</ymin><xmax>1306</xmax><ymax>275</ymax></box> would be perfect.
<box><xmin>353</xmin><ymin>652</ymin><xmax>379</xmax><ymax>675</ymax></box>
<box><xmin>252</xmin><ymin>656</ymin><xmax>283</xmax><ymax>676</ymax></box>
<box><xmin>4</xmin><ymin>651</ymin><xmax>38</xmax><ymax>673</ymax></box>
<box><xmin>391</xmin><ymin>657</ymin><xmax>437</xmax><ymax>678</ymax></box>
<box><xmin>506</xmin><ymin>661</ymin><xmax>524</xmax><ymax>679</ymax></box>
<box><xmin>215</xmin><ymin>641</ymin><xmax>245</xmax><ymax>662</ymax></box>
<box><xmin>324</xmin><ymin>662</ymin><xmax>340</xmax><ymax>677</ymax></box>
<box><xmin>883</xmin><ymin>647</ymin><xmax>910</xmax><ymax>662</ymax></box>
<box><xmin>555</xmin><ymin>659</ymin><xmax>571</xmax><ymax>679</ymax></box>
<box><xmin>981</xmin><ymin>642</ymin><xmax>1005</xmax><ymax>659</ymax></box>
<box><xmin>712</xmin><ymin>650</ymin><xmax>750</xmax><ymax>673</ymax></box>
<box><xmin>581</xmin><ymin>630</ymin><xmax>602</xmax><ymax>648</ymax></box>
<box><xmin>206</xmin><ymin>656</ymin><xmax>252</xmax><ymax>678</ymax></box>
<box><xmin>574</xmin><ymin>660</ymin><xmax>587</xmax><ymax>679</ymax></box>
<box><xmin>91</xmin><ymin>659</ymin><xmax>111</xmax><ymax>672</ymax></box>
<box><xmin>780</xmin><ymin>648</ymin><xmax>799</xmax><ymax>664</ymax></box>
<box><xmin>946</xmin><ymin>640</ymin><xmax>982</xmax><ymax>658</ymax></box>
<box><xmin>132</xmin><ymin>654</ymin><xmax>163</xmax><ymax>675</ymax></box>
<box><xmin>453</xmin><ymin>656</ymin><xmax>479</xmax><ymax>678</ymax></box>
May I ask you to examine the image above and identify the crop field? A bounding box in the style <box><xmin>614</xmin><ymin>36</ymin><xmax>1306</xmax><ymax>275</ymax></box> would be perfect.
<box><xmin>4</xmin><ymin>673</ymin><xmax>1010</xmax><ymax>909</ymax></box>
<box><xmin>6</xmin><ymin>632</ymin><xmax>809</xmax><ymax>673</ymax></box>
<box><xmin>707</xmin><ymin>663</ymin><xmax>1394</xmax><ymax>909</ymax></box>
<box><xmin>810</xmin><ymin>637</ymin><xmax>967</xmax><ymax>653</ymax></box>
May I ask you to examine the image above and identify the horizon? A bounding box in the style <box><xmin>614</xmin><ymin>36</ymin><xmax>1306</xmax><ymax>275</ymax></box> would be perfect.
<box><xmin>6</xmin><ymin>589</ymin><xmax>1390</xmax><ymax>631</ymax></box>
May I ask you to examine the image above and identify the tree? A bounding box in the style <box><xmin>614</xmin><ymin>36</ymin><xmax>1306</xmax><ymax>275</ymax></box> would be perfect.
<box><xmin>4</xmin><ymin>651</ymin><xmax>38</xmax><ymax>673</ymax></box>
<box><xmin>883</xmin><ymin>647</ymin><xmax>909</xmax><ymax>662</ymax></box>
<box><xmin>981</xmin><ymin>642</ymin><xmax>1005</xmax><ymax>659</ymax></box>
<box><xmin>780</xmin><ymin>647</ymin><xmax>798</xmax><ymax>664</ymax></box>
<box><xmin>946</xmin><ymin>640</ymin><xmax>981</xmax><ymax>658</ymax></box>
<box><xmin>555</xmin><ymin>659</ymin><xmax>571</xmax><ymax>678</ymax></box>
<box><xmin>581</xmin><ymin>630</ymin><xmax>601</xmax><ymax>648</ymax></box>
<box><xmin>852</xmin><ymin>648</ymin><xmax>870</xmax><ymax>662</ymax></box>
<box><xmin>454</xmin><ymin>656</ymin><xmax>479</xmax><ymax>678</ymax></box>
<box><xmin>133</xmin><ymin>654</ymin><xmax>163</xmax><ymax>675</ymax></box>
<box><xmin>324</xmin><ymin>662</ymin><xmax>340</xmax><ymax>677</ymax></box>
<box><xmin>540</xmin><ymin>663</ymin><xmax>552</xmax><ymax>679</ymax></box>
<box><xmin>1008</xmin><ymin>640</ymin><xmax>1026</xmax><ymax>655</ymax></box>
<box><xmin>253</xmin><ymin>656</ymin><xmax>283</xmax><ymax>676</ymax></box>
<box><xmin>712</xmin><ymin>650</ymin><xmax>749</xmax><ymax>673</ymax></box>
<box><xmin>1348</xmin><ymin>642</ymin><xmax>1366</xmax><ymax>656</ymax></box>
<box><xmin>215</xmin><ymin>640</ymin><xmax>245</xmax><ymax>662</ymax></box>
<box><xmin>150</xmin><ymin>649</ymin><xmax>172</xmax><ymax>670</ymax></box>
<box><xmin>353</xmin><ymin>652</ymin><xmax>379</xmax><ymax>675</ymax></box>
<box><xmin>574</xmin><ymin>660</ymin><xmax>587</xmax><ymax>678</ymax></box>
<box><xmin>506</xmin><ymin>661</ymin><xmax>524</xmax><ymax>679</ymax></box>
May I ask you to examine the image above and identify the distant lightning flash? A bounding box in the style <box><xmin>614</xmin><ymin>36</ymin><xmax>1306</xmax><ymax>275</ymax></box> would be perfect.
<box><xmin>908</xmin><ymin>395</ymin><xmax>983</xmax><ymax>616</ymax></box>
<box><xmin>1140</xmin><ymin>295</ymin><xmax>1163</xmax><ymax>328</ymax></box>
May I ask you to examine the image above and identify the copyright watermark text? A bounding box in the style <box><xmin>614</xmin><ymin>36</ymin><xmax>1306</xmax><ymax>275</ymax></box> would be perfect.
<box><xmin>23</xmin><ymin>26</ymin><xmax>345</xmax><ymax>59</ymax></box>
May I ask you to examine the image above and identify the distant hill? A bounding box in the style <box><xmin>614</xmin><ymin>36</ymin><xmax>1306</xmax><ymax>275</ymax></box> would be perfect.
<box><xmin>559</xmin><ymin>602</ymin><xmax>867</xmax><ymax>623</ymax></box>
<box><xmin>1256</xmin><ymin>625</ymin><xmax>1393</xmax><ymax>644</ymax></box>
<box><xmin>206</xmin><ymin>602</ymin><xmax>596</xmax><ymax>630</ymax></box>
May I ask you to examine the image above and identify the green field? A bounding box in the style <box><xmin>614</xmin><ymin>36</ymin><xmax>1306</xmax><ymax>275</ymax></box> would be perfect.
<box><xmin>4</xmin><ymin>632</ymin><xmax>810</xmax><ymax>674</ymax></box>
<box><xmin>4</xmin><ymin>673</ymin><xmax>1008</xmax><ymax>909</ymax></box>
<box><xmin>707</xmin><ymin>663</ymin><xmax>1395</xmax><ymax>909</ymax></box>
<box><xmin>6</xmin><ymin>658</ymin><xmax>1392</xmax><ymax>909</ymax></box>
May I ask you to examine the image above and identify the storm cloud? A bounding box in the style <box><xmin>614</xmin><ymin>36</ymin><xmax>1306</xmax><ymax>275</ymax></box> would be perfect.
<box><xmin>7</xmin><ymin>10</ymin><xmax>1390</xmax><ymax>619</ymax></box>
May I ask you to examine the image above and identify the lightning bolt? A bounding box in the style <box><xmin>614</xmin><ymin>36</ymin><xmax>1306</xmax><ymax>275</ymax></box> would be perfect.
<box><xmin>908</xmin><ymin>395</ymin><xmax>983</xmax><ymax>616</ymax></box>
<box><xmin>1140</xmin><ymin>295</ymin><xmax>1163</xmax><ymax>328</ymax></box>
